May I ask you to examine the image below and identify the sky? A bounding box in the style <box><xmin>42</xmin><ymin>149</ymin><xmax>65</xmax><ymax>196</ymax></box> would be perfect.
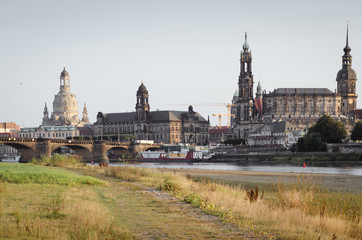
<box><xmin>1</xmin><ymin>0</ymin><xmax>362</xmax><ymax>127</ymax></box>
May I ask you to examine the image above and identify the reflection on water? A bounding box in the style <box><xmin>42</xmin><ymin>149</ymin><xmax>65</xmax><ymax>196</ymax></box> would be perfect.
<box><xmin>109</xmin><ymin>162</ymin><xmax>362</xmax><ymax>176</ymax></box>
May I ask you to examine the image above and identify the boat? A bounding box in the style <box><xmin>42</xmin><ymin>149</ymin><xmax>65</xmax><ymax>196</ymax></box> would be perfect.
<box><xmin>138</xmin><ymin>148</ymin><xmax>203</xmax><ymax>162</ymax></box>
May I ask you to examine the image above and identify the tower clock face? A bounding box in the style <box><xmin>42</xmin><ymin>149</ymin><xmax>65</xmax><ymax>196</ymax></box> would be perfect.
<box><xmin>349</xmin><ymin>99</ymin><xmax>353</xmax><ymax>104</ymax></box>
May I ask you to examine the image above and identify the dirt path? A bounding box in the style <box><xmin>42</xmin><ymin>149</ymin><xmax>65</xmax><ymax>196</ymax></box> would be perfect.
<box><xmin>101</xmin><ymin>178</ymin><xmax>263</xmax><ymax>240</ymax></box>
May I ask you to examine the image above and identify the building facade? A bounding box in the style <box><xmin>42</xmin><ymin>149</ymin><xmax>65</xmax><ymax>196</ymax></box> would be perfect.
<box><xmin>18</xmin><ymin>126</ymin><xmax>79</xmax><ymax>139</ymax></box>
<box><xmin>94</xmin><ymin>83</ymin><xmax>210</xmax><ymax>145</ymax></box>
<box><xmin>0</xmin><ymin>122</ymin><xmax>21</xmax><ymax>157</ymax></box>
<box><xmin>247</xmin><ymin>120</ymin><xmax>304</xmax><ymax>147</ymax></box>
<box><xmin>232</xmin><ymin>27</ymin><xmax>358</xmax><ymax>139</ymax></box>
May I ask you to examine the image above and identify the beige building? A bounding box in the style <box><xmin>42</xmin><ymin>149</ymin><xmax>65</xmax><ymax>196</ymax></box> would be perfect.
<box><xmin>42</xmin><ymin>67</ymin><xmax>89</xmax><ymax>127</ymax></box>
<box><xmin>247</xmin><ymin>120</ymin><xmax>304</xmax><ymax>147</ymax></box>
<box><xmin>94</xmin><ymin>83</ymin><xmax>210</xmax><ymax>145</ymax></box>
<box><xmin>18</xmin><ymin>126</ymin><xmax>79</xmax><ymax>139</ymax></box>
<box><xmin>19</xmin><ymin>67</ymin><xmax>89</xmax><ymax>139</ymax></box>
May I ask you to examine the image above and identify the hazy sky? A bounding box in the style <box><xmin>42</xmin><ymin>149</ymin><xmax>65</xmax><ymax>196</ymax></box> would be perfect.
<box><xmin>1</xmin><ymin>0</ymin><xmax>362</xmax><ymax>127</ymax></box>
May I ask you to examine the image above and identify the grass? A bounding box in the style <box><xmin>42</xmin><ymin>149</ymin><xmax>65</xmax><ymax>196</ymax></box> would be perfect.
<box><xmin>0</xmin><ymin>163</ymin><xmax>105</xmax><ymax>186</ymax></box>
<box><xmin>1</xmin><ymin>155</ymin><xmax>361</xmax><ymax>239</ymax></box>
<box><xmin>0</xmin><ymin>159</ymin><xmax>255</xmax><ymax>239</ymax></box>
<box><xmin>31</xmin><ymin>153</ymin><xmax>85</xmax><ymax>167</ymax></box>
<box><xmin>86</xmin><ymin>165</ymin><xmax>362</xmax><ymax>240</ymax></box>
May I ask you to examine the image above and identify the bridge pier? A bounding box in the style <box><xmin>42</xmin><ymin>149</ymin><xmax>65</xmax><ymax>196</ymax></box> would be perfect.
<box><xmin>36</xmin><ymin>139</ymin><xmax>52</xmax><ymax>159</ymax></box>
<box><xmin>93</xmin><ymin>141</ymin><xmax>109</xmax><ymax>166</ymax></box>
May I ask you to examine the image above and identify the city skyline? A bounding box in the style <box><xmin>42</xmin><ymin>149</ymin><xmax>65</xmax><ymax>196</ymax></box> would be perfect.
<box><xmin>1</xmin><ymin>0</ymin><xmax>362</xmax><ymax>127</ymax></box>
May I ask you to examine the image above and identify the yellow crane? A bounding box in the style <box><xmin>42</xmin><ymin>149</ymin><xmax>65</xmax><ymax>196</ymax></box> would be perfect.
<box><xmin>170</xmin><ymin>103</ymin><xmax>237</xmax><ymax>127</ymax></box>
<box><xmin>212</xmin><ymin>113</ymin><xmax>236</xmax><ymax>128</ymax></box>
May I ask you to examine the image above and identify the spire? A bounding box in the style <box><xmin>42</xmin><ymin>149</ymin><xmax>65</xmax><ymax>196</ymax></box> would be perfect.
<box><xmin>43</xmin><ymin>102</ymin><xmax>49</xmax><ymax>116</ymax></box>
<box><xmin>82</xmin><ymin>103</ymin><xmax>89</xmax><ymax>123</ymax></box>
<box><xmin>346</xmin><ymin>21</ymin><xmax>349</xmax><ymax>46</ymax></box>
<box><xmin>344</xmin><ymin>21</ymin><xmax>351</xmax><ymax>53</ymax></box>
<box><xmin>242</xmin><ymin>32</ymin><xmax>249</xmax><ymax>52</ymax></box>
<box><xmin>256</xmin><ymin>81</ymin><xmax>262</xmax><ymax>97</ymax></box>
<box><xmin>342</xmin><ymin>22</ymin><xmax>352</xmax><ymax>67</ymax></box>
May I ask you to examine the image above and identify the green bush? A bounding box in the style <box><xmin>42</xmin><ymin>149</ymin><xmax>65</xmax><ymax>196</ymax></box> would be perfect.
<box><xmin>159</xmin><ymin>177</ymin><xmax>180</xmax><ymax>192</ymax></box>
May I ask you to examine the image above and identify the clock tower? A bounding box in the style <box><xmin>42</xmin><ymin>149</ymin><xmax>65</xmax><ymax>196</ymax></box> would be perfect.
<box><xmin>336</xmin><ymin>24</ymin><xmax>358</xmax><ymax>118</ymax></box>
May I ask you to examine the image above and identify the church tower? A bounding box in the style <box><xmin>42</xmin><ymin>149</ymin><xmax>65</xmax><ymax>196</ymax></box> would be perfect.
<box><xmin>336</xmin><ymin>24</ymin><xmax>358</xmax><ymax>118</ymax></box>
<box><xmin>236</xmin><ymin>33</ymin><xmax>254</xmax><ymax>123</ymax></box>
<box><xmin>135</xmin><ymin>82</ymin><xmax>150</xmax><ymax>121</ymax></box>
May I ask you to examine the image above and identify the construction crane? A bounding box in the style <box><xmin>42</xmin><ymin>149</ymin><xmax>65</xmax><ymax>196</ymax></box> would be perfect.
<box><xmin>170</xmin><ymin>103</ymin><xmax>237</xmax><ymax>127</ymax></box>
<box><xmin>212</xmin><ymin>113</ymin><xmax>236</xmax><ymax>128</ymax></box>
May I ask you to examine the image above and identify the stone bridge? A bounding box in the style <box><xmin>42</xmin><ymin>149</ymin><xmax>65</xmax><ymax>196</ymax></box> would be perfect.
<box><xmin>0</xmin><ymin>137</ymin><xmax>161</xmax><ymax>164</ymax></box>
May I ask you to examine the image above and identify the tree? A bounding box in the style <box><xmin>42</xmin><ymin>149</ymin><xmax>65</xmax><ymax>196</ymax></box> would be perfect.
<box><xmin>308</xmin><ymin>114</ymin><xmax>346</xmax><ymax>143</ymax></box>
<box><xmin>296</xmin><ymin>133</ymin><xmax>327</xmax><ymax>152</ymax></box>
<box><xmin>351</xmin><ymin>121</ymin><xmax>362</xmax><ymax>141</ymax></box>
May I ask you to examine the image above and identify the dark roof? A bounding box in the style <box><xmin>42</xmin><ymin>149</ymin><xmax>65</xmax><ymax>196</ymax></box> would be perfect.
<box><xmin>100</xmin><ymin>110</ymin><xmax>208</xmax><ymax>123</ymax></box>
<box><xmin>252</xmin><ymin>120</ymin><xmax>295</xmax><ymax>134</ymax></box>
<box><xmin>150</xmin><ymin>111</ymin><xmax>183</xmax><ymax>121</ymax></box>
<box><xmin>102</xmin><ymin>112</ymin><xmax>136</xmax><ymax>123</ymax></box>
<box><xmin>267</xmin><ymin>88</ymin><xmax>334</xmax><ymax>96</ymax></box>
<box><xmin>137</xmin><ymin>83</ymin><xmax>148</xmax><ymax>94</ymax></box>
<box><xmin>60</xmin><ymin>67</ymin><xmax>69</xmax><ymax>78</ymax></box>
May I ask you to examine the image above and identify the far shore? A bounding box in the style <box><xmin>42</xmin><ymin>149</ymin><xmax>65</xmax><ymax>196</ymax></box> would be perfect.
<box><xmin>157</xmin><ymin>167</ymin><xmax>362</xmax><ymax>193</ymax></box>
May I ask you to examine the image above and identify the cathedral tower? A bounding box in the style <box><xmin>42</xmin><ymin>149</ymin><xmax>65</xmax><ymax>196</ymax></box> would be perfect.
<box><xmin>336</xmin><ymin>24</ymin><xmax>358</xmax><ymax>118</ymax></box>
<box><xmin>135</xmin><ymin>82</ymin><xmax>150</xmax><ymax>121</ymax></box>
<box><xmin>236</xmin><ymin>33</ymin><xmax>254</xmax><ymax>123</ymax></box>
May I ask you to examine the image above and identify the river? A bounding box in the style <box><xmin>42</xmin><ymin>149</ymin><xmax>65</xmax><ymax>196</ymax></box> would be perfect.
<box><xmin>3</xmin><ymin>157</ymin><xmax>362</xmax><ymax>176</ymax></box>
<box><xmin>109</xmin><ymin>162</ymin><xmax>362</xmax><ymax>176</ymax></box>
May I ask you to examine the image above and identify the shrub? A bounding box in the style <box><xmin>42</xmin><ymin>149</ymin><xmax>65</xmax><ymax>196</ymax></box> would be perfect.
<box><xmin>246</xmin><ymin>186</ymin><xmax>264</xmax><ymax>203</ymax></box>
<box><xmin>159</xmin><ymin>177</ymin><xmax>180</xmax><ymax>192</ymax></box>
<box><xmin>31</xmin><ymin>154</ymin><xmax>84</xmax><ymax>167</ymax></box>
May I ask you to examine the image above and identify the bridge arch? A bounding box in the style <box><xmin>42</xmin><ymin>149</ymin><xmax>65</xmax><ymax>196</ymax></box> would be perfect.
<box><xmin>51</xmin><ymin>144</ymin><xmax>94</xmax><ymax>162</ymax></box>
<box><xmin>106</xmin><ymin>146</ymin><xmax>132</xmax><ymax>161</ymax></box>
<box><xmin>1</xmin><ymin>142</ymin><xmax>36</xmax><ymax>162</ymax></box>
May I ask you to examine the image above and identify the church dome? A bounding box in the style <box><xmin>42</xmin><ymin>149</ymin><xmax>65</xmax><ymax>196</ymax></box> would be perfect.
<box><xmin>336</xmin><ymin>68</ymin><xmax>357</xmax><ymax>81</ymax></box>
<box><xmin>137</xmin><ymin>82</ymin><xmax>148</xmax><ymax>95</ymax></box>
<box><xmin>52</xmin><ymin>91</ymin><xmax>79</xmax><ymax>125</ymax></box>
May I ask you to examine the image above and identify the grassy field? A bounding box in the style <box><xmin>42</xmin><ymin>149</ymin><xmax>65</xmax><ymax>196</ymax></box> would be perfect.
<box><xmin>88</xmin><ymin>166</ymin><xmax>361</xmax><ymax>240</ymax></box>
<box><xmin>0</xmin><ymin>156</ymin><xmax>361</xmax><ymax>239</ymax></box>
<box><xmin>0</xmin><ymin>162</ymin><xmax>253</xmax><ymax>239</ymax></box>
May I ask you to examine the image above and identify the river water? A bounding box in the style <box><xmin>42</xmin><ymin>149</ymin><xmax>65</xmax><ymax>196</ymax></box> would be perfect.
<box><xmin>109</xmin><ymin>162</ymin><xmax>362</xmax><ymax>176</ymax></box>
<box><xmin>3</xmin><ymin>157</ymin><xmax>362</xmax><ymax>176</ymax></box>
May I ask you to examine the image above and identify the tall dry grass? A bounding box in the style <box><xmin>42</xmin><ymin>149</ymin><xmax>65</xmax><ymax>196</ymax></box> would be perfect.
<box><xmin>31</xmin><ymin>154</ymin><xmax>85</xmax><ymax>168</ymax></box>
<box><xmin>87</xmin><ymin>165</ymin><xmax>361</xmax><ymax>240</ymax></box>
<box><xmin>0</xmin><ymin>184</ymin><xmax>133</xmax><ymax>239</ymax></box>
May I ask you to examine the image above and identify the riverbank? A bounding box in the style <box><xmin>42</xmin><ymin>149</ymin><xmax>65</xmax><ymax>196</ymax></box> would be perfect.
<box><xmin>156</xmin><ymin>168</ymin><xmax>362</xmax><ymax>193</ymax></box>
<box><xmin>209</xmin><ymin>152</ymin><xmax>362</xmax><ymax>164</ymax></box>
